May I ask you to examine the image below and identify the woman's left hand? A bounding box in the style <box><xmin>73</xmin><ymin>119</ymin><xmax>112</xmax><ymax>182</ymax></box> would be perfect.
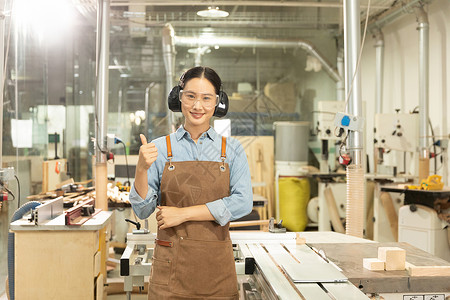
<box><xmin>156</xmin><ymin>206</ymin><xmax>187</xmax><ymax>230</ymax></box>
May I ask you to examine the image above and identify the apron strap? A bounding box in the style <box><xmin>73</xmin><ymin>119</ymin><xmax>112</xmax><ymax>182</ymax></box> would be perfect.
<box><xmin>166</xmin><ymin>135</ymin><xmax>173</xmax><ymax>159</ymax></box>
<box><xmin>221</xmin><ymin>136</ymin><xmax>227</xmax><ymax>160</ymax></box>
<box><xmin>166</xmin><ymin>135</ymin><xmax>174</xmax><ymax>170</ymax></box>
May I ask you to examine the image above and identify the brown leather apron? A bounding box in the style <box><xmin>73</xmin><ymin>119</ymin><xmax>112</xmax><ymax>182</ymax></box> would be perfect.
<box><xmin>148</xmin><ymin>135</ymin><xmax>239</xmax><ymax>300</ymax></box>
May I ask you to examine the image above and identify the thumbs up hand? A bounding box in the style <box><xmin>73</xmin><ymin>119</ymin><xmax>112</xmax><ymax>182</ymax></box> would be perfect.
<box><xmin>137</xmin><ymin>134</ymin><xmax>158</xmax><ymax>171</ymax></box>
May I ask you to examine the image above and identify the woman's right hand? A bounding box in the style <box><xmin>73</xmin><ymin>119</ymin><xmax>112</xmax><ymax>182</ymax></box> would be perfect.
<box><xmin>137</xmin><ymin>134</ymin><xmax>158</xmax><ymax>171</ymax></box>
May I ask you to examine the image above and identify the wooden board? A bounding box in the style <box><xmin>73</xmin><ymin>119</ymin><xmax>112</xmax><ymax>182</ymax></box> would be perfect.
<box><xmin>310</xmin><ymin>242</ymin><xmax>450</xmax><ymax>293</ymax></box>
<box><xmin>42</xmin><ymin>159</ymin><xmax>68</xmax><ymax>192</ymax></box>
<box><xmin>233</xmin><ymin>136</ymin><xmax>274</xmax><ymax>219</ymax></box>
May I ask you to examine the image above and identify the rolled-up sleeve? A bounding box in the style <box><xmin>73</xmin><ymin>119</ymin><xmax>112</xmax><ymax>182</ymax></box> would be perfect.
<box><xmin>129</xmin><ymin>158</ymin><xmax>161</xmax><ymax>220</ymax></box>
<box><xmin>206</xmin><ymin>139</ymin><xmax>253</xmax><ymax>226</ymax></box>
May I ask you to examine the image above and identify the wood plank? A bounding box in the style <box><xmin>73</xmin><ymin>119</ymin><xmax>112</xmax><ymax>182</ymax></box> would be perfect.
<box><xmin>309</xmin><ymin>242</ymin><xmax>450</xmax><ymax>293</ymax></box>
<box><xmin>234</xmin><ymin>136</ymin><xmax>274</xmax><ymax>218</ymax></box>
<box><xmin>406</xmin><ymin>262</ymin><xmax>450</xmax><ymax>276</ymax></box>
<box><xmin>379</xmin><ymin>192</ymin><xmax>398</xmax><ymax>241</ymax></box>
<box><xmin>230</xmin><ymin>219</ymin><xmax>270</xmax><ymax>228</ymax></box>
<box><xmin>363</xmin><ymin>258</ymin><xmax>385</xmax><ymax>271</ymax></box>
<box><xmin>378</xmin><ymin>246</ymin><xmax>405</xmax><ymax>270</ymax></box>
<box><xmin>324</xmin><ymin>187</ymin><xmax>345</xmax><ymax>233</ymax></box>
<box><xmin>42</xmin><ymin>159</ymin><xmax>68</xmax><ymax>192</ymax></box>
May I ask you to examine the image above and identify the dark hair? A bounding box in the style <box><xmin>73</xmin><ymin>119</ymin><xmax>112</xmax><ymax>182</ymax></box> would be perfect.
<box><xmin>179</xmin><ymin>66</ymin><xmax>221</xmax><ymax>94</ymax></box>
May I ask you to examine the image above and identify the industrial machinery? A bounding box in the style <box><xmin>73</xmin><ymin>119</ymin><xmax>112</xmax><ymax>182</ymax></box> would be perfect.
<box><xmin>315</xmin><ymin>101</ymin><xmax>348</xmax><ymax>232</ymax></box>
<box><xmin>273</xmin><ymin>121</ymin><xmax>313</xmax><ymax>233</ymax></box>
<box><xmin>231</xmin><ymin>231</ymin><xmax>450</xmax><ymax>300</ymax></box>
<box><xmin>0</xmin><ymin>167</ymin><xmax>15</xmax><ymax>211</ymax></box>
<box><xmin>120</xmin><ymin>219</ymin><xmax>155</xmax><ymax>300</ymax></box>
<box><xmin>381</xmin><ymin>185</ymin><xmax>450</xmax><ymax>262</ymax></box>
<box><xmin>371</xmin><ymin>112</ymin><xmax>419</xmax><ymax>242</ymax></box>
<box><xmin>374</xmin><ymin>112</ymin><xmax>419</xmax><ymax>176</ymax></box>
<box><xmin>317</xmin><ymin>101</ymin><xmax>346</xmax><ymax>173</ymax></box>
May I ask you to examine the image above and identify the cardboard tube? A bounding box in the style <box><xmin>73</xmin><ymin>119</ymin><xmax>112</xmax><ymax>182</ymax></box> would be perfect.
<box><xmin>380</xmin><ymin>192</ymin><xmax>398</xmax><ymax>241</ymax></box>
<box><xmin>95</xmin><ymin>163</ymin><xmax>108</xmax><ymax>210</ymax></box>
<box><xmin>419</xmin><ymin>157</ymin><xmax>430</xmax><ymax>183</ymax></box>
<box><xmin>324</xmin><ymin>187</ymin><xmax>345</xmax><ymax>233</ymax></box>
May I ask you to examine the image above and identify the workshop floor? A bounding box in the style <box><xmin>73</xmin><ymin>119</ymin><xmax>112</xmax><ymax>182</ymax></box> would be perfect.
<box><xmin>0</xmin><ymin>293</ymin><xmax>147</xmax><ymax>300</ymax></box>
<box><xmin>107</xmin><ymin>295</ymin><xmax>147</xmax><ymax>299</ymax></box>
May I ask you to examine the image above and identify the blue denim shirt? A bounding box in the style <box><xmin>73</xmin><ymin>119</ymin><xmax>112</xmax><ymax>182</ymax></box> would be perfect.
<box><xmin>129</xmin><ymin>126</ymin><xmax>253</xmax><ymax>226</ymax></box>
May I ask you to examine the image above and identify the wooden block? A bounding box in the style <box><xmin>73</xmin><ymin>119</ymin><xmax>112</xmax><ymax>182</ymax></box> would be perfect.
<box><xmin>378</xmin><ymin>247</ymin><xmax>406</xmax><ymax>270</ymax></box>
<box><xmin>405</xmin><ymin>262</ymin><xmax>450</xmax><ymax>277</ymax></box>
<box><xmin>296</xmin><ymin>233</ymin><xmax>306</xmax><ymax>245</ymax></box>
<box><xmin>363</xmin><ymin>258</ymin><xmax>385</xmax><ymax>271</ymax></box>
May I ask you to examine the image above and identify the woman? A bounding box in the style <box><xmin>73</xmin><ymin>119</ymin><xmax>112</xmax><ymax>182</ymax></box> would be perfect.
<box><xmin>129</xmin><ymin>66</ymin><xmax>253</xmax><ymax>299</ymax></box>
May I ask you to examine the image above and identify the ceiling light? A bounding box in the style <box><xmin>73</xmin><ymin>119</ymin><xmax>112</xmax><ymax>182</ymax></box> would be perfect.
<box><xmin>197</xmin><ymin>6</ymin><xmax>229</xmax><ymax>18</ymax></box>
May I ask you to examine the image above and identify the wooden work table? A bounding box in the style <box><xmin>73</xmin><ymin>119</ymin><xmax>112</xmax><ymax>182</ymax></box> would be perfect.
<box><xmin>11</xmin><ymin>210</ymin><xmax>113</xmax><ymax>300</ymax></box>
<box><xmin>310</xmin><ymin>241</ymin><xmax>450</xmax><ymax>294</ymax></box>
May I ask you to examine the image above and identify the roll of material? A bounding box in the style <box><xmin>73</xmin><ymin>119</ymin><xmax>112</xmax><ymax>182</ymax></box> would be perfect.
<box><xmin>279</xmin><ymin>177</ymin><xmax>310</xmax><ymax>232</ymax></box>
<box><xmin>307</xmin><ymin>197</ymin><xmax>319</xmax><ymax>224</ymax></box>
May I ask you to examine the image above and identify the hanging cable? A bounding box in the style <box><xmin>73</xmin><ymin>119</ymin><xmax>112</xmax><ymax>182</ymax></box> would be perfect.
<box><xmin>116</xmin><ymin>138</ymin><xmax>131</xmax><ymax>186</ymax></box>
<box><xmin>14</xmin><ymin>174</ymin><xmax>20</xmax><ymax>209</ymax></box>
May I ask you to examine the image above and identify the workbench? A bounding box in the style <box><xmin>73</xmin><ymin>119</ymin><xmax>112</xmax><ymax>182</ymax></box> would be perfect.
<box><xmin>380</xmin><ymin>186</ymin><xmax>450</xmax><ymax>222</ymax></box>
<box><xmin>10</xmin><ymin>210</ymin><xmax>113</xmax><ymax>300</ymax></box>
<box><xmin>231</xmin><ymin>231</ymin><xmax>450</xmax><ymax>299</ymax></box>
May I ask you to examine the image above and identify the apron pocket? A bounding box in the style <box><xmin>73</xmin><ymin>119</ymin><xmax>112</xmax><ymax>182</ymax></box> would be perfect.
<box><xmin>150</xmin><ymin>257</ymin><xmax>172</xmax><ymax>286</ymax></box>
<box><xmin>173</xmin><ymin>237</ymin><xmax>237</xmax><ymax>296</ymax></box>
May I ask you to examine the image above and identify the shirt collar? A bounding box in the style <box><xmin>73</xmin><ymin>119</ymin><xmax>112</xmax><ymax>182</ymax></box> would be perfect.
<box><xmin>175</xmin><ymin>125</ymin><xmax>218</xmax><ymax>141</ymax></box>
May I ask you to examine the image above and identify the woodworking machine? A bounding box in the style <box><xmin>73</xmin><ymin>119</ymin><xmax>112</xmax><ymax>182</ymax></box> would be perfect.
<box><xmin>120</xmin><ymin>219</ymin><xmax>155</xmax><ymax>300</ymax></box>
<box><xmin>118</xmin><ymin>228</ymin><xmax>450</xmax><ymax>300</ymax></box>
<box><xmin>232</xmin><ymin>232</ymin><xmax>368</xmax><ymax>300</ymax></box>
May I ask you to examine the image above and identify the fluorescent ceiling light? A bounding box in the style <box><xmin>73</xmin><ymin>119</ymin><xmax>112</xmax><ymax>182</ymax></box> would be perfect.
<box><xmin>197</xmin><ymin>6</ymin><xmax>229</xmax><ymax>18</ymax></box>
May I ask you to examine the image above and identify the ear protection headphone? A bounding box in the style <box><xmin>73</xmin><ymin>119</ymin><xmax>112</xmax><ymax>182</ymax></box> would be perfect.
<box><xmin>167</xmin><ymin>72</ymin><xmax>229</xmax><ymax>118</ymax></box>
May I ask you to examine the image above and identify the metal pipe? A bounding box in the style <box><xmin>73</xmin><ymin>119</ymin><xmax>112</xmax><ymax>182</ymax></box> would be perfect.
<box><xmin>344</xmin><ymin>0</ymin><xmax>363</xmax><ymax>165</ymax></box>
<box><xmin>174</xmin><ymin>35</ymin><xmax>342</xmax><ymax>83</ymax></box>
<box><xmin>95</xmin><ymin>0</ymin><xmax>110</xmax><ymax>164</ymax></box>
<box><xmin>95</xmin><ymin>0</ymin><xmax>110</xmax><ymax>210</ymax></box>
<box><xmin>162</xmin><ymin>24</ymin><xmax>176</xmax><ymax>131</ymax></box>
<box><xmin>344</xmin><ymin>0</ymin><xmax>364</xmax><ymax>238</ymax></box>
<box><xmin>0</xmin><ymin>2</ymin><xmax>5</xmax><ymax>168</ymax></box>
<box><xmin>416</xmin><ymin>6</ymin><xmax>430</xmax><ymax>181</ymax></box>
<box><xmin>370</xmin><ymin>0</ymin><xmax>424</xmax><ymax>29</ymax></box>
<box><xmin>373</xmin><ymin>28</ymin><xmax>384</xmax><ymax>114</ymax></box>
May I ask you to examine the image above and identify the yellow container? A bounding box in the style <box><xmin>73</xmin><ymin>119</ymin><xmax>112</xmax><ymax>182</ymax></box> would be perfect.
<box><xmin>278</xmin><ymin>177</ymin><xmax>310</xmax><ymax>232</ymax></box>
